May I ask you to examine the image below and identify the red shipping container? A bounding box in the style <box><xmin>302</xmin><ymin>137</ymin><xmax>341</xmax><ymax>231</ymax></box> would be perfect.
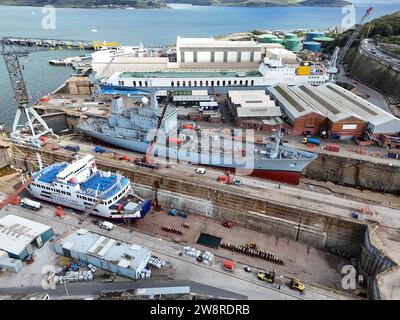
<box><xmin>326</xmin><ymin>144</ymin><xmax>340</xmax><ymax>152</ymax></box>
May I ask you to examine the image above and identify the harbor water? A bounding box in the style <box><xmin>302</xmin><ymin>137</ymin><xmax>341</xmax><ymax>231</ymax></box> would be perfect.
<box><xmin>0</xmin><ymin>2</ymin><xmax>399</xmax><ymax>126</ymax></box>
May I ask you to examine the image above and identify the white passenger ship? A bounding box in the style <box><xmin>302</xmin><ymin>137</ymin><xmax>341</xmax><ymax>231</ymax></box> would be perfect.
<box><xmin>100</xmin><ymin>58</ymin><xmax>329</xmax><ymax>92</ymax></box>
<box><xmin>27</xmin><ymin>155</ymin><xmax>151</xmax><ymax>220</ymax></box>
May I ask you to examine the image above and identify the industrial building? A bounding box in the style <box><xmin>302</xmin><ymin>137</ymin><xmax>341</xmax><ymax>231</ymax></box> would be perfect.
<box><xmin>264</xmin><ymin>48</ymin><xmax>298</xmax><ymax>64</ymax></box>
<box><xmin>319</xmin><ymin>83</ymin><xmax>400</xmax><ymax>136</ymax></box>
<box><xmin>0</xmin><ymin>215</ymin><xmax>54</xmax><ymax>261</ymax></box>
<box><xmin>54</xmin><ymin>229</ymin><xmax>151</xmax><ymax>280</ymax></box>
<box><xmin>268</xmin><ymin>84</ymin><xmax>327</xmax><ymax>136</ymax></box>
<box><xmin>269</xmin><ymin>84</ymin><xmax>369</xmax><ymax>139</ymax></box>
<box><xmin>176</xmin><ymin>36</ymin><xmax>262</xmax><ymax>69</ymax></box>
<box><xmin>227</xmin><ymin>90</ymin><xmax>283</xmax><ymax>132</ymax></box>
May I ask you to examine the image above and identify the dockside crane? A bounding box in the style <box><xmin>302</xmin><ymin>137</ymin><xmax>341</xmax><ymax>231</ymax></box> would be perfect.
<box><xmin>0</xmin><ymin>37</ymin><xmax>93</xmax><ymax>148</ymax></box>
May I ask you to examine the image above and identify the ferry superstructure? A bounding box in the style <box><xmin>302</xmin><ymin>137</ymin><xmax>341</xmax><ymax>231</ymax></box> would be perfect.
<box><xmin>100</xmin><ymin>57</ymin><xmax>329</xmax><ymax>92</ymax></box>
<box><xmin>27</xmin><ymin>155</ymin><xmax>151</xmax><ymax>220</ymax></box>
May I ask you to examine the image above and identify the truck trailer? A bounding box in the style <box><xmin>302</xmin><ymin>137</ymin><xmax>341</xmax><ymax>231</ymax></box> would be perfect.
<box><xmin>20</xmin><ymin>198</ymin><xmax>41</xmax><ymax>211</ymax></box>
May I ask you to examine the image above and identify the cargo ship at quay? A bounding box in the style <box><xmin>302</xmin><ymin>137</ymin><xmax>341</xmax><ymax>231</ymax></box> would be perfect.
<box><xmin>78</xmin><ymin>94</ymin><xmax>317</xmax><ymax>184</ymax></box>
<box><xmin>27</xmin><ymin>155</ymin><xmax>151</xmax><ymax>220</ymax></box>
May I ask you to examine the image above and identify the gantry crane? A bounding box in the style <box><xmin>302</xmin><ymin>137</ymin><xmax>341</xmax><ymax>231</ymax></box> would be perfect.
<box><xmin>0</xmin><ymin>37</ymin><xmax>93</xmax><ymax>148</ymax></box>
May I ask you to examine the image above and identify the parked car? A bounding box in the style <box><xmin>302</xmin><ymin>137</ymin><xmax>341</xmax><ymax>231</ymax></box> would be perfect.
<box><xmin>195</xmin><ymin>167</ymin><xmax>206</xmax><ymax>174</ymax></box>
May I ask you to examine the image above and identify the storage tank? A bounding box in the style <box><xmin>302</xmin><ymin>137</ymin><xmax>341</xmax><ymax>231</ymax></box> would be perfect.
<box><xmin>312</xmin><ymin>36</ymin><xmax>334</xmax><ymax>43</ymax></box>
<box><xmin>261</xmin><ymin>34</ymin><xmax>277</xmax><ymax>43</ymax></box>
<box><xmin>303</xmin><ymin>41</ymin><xmax>321</xmax><ymax>52</ymax></box>
<box><xmin>270</xmin><ymin>37</ymin><xmax>285</xmax><ymax>45</ymax></box>
<box><xmin>306</xmin><ymin>32</ymin><xmax>324</xmax><ymax>42</ymax></box>
<box><xmin>284</xmin><ymin>33</ymin><xmax>298</xmax><ymax>40</ymax></box>
<box><xmin>285</xmin><ymin>38</ymin><xmax>302</xmax><ymax>53</ymax></box>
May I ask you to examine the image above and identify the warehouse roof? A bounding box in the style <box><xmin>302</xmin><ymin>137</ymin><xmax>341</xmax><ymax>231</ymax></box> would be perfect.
<box><xmin>321</xmin><ymin>83</ymin><xmax>400</xmax><ymax>128</ymax></box>
<box><xmin>0</xmin><ymin>215</ymin><xmax>52</xmax><ymax>256</ymax></box>
<box><xmin>57</xmin><ymin>229</ymin><xmax>150</xmax><ymax>271</ymax></box>
<box><xmin>268</xmin><ymin>84</ymin><xmax>324</xmax><ymax>118</ymax></box>
<box><xmin>290</xmin><ymin>84</ymin><xmax>365</xmax><ymax>123</ymax></box>
<box><xmin>228</xmin><ymin>90</ymin><xmax>282</xmax><ymax>118</ymax></box>
<box><xmin>236</xmin><ymin>107</ymin><xmax>282</xmax><ymax>118</ymax></box>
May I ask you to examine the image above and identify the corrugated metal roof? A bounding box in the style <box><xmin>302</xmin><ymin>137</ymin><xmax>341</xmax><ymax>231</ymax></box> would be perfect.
<box><xmin>56</xmin><ymin>230</ymin><xmax>150</xmax><ymax>271</ymax></box>
<box><xmin>0</xmin><ymin>215</ymin><xmax>52</xmax><ymax>256</ymax></box>
<box><xmin>322</xmin><ymin>83</ymin><xmax>400</xmax><ymax>128</ymax></box>
<box><xmin>290</xmin><ymin>85</ymin><xmax>364</xmax><ymax>123</ymax></box>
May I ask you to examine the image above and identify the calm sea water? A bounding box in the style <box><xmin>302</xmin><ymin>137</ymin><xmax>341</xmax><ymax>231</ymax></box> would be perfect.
<box><xmin>0</xmin><ymin>3</ymin><xmax>399</xmax><ymax>125</ymax></box>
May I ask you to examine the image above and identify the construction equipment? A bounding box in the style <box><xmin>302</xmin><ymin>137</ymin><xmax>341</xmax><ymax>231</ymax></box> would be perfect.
<box><xmin>217</xmin><ymin>171</ymin><xmax>241</xmax><ymax>185</ymax></box>
<box><xmin>0</xmin><ymin>37</ymin><xmax>93</xmax><ymax>148</ymax></box>
<box><xmin>258</xmin><ymin>270</ymin><xmax>276</xmax><ymax>284</ymax></box>
<box><xmin>289</xmin><ymin>278</ymin><xmax>305</xmax><ymax>293</ymax></box>
<box><xmin>337</xmin><ymin>7</ymin><xmax>374</xmax><ymax>66</ymax></box>
<box><xmin>245</xmin><ymin>242</ymin><xmax>257</xmax><ymax>250</ymax></box>
<box><xmin>144</xmin><ymin>90</ymin><xmax>173</xmax><ymax>166</ymax></box>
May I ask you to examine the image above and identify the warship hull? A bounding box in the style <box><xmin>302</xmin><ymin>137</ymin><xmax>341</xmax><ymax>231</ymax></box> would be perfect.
<box><xmin>79</xmin><ymin>125</ymin><xmax>315</xmax><ymax>185</ymax></box>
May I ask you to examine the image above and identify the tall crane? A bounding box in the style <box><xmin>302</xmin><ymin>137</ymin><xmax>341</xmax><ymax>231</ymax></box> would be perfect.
<box><xmin>337</xmin><ymin>7</ymin><xmax>374</xmax><ymax>65</ymax></box>
<box><xmin>0</xmin><ymin>37</ymin><xmax>93</xmax><ymax>148</ymax></box>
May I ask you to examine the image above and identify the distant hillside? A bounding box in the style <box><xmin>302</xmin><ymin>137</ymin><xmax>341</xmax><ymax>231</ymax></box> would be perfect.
<box><xmin>164</xmin><ymin>0</ymin><xmax>352</xmax><ymax>7</ymax></box>
<box><xmin>300</xmin><ymin>0</ymin><xmax>350</xmax><ymax>7</ymax></box>
<box><xmin>0</xmin><ymin>0</ymin><xmax>352</xmax><ymax>8</ymax></box>
<box><xmin>0</xmin><ymin>0</ymin><xmax>167</xmax><ymax>9</ymax></box>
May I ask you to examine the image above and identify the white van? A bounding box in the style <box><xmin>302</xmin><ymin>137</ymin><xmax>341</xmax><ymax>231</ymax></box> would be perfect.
<box><xmin>99</xmin><ymin>221</ymin><xmax>114</xmax><ymax>231</ymax></box>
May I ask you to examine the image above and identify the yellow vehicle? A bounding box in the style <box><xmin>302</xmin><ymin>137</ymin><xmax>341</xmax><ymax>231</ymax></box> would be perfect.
<box><xmin>245</xmin><ymin>242</ymin><xmax>256</xmax><ymax>250</ymax></box>
<box><xmin>257</xmin><ymin>270</ymin><xmax>275</xmax><ymax>283</ymax></box>
<box><xmin>290</xmin><ymin>278</ymin><xmax>305</xmax><ymax>292</ymax></box>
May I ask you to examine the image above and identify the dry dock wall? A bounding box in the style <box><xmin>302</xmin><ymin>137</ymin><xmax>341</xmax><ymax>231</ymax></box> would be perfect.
<box><xmin>304</xmin><ymin>153</ymin><xmax>400</xmax><ymax>194</ymax></box>
<box><xmin>359</xmin><ymin>229</ymin><xmax>398</xmax><ymax>300</ymax></box>
<box><xmin>9</xmin><ymin>145</ymin><xmax>367</xmax><ymax>256</ymax></box>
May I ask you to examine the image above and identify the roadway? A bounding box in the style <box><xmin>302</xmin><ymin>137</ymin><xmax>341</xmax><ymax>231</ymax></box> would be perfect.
<box><xmin>360</xmin><ymin>39</ymin><xmax>400</xmax><ymax>70</ymax></box>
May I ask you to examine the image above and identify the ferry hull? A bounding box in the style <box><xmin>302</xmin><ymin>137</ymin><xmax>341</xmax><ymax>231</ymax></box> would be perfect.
<box><xmin>27</xmin><ymin>190</ymin><xmax>149</xmax><ymax>221</ymax></box>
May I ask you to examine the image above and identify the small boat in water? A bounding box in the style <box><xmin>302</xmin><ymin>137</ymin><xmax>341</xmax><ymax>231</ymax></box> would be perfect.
<box><xmin>91</xmin><ymin>23</ymin><xmax>98</xmax><ymax>33</ymax></box>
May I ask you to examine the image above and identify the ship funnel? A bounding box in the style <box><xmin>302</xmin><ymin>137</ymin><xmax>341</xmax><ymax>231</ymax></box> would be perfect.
<box><xmin>112</xmin><ymin>97</ymin><xmax>124</xmax><ymax>115</ymax></box>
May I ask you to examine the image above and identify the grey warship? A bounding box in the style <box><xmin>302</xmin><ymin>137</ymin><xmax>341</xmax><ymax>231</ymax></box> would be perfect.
<box><xmin>78</xmin><ymin>93</ymin><xmax>317</xmax><ymax>184</ymax></box>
